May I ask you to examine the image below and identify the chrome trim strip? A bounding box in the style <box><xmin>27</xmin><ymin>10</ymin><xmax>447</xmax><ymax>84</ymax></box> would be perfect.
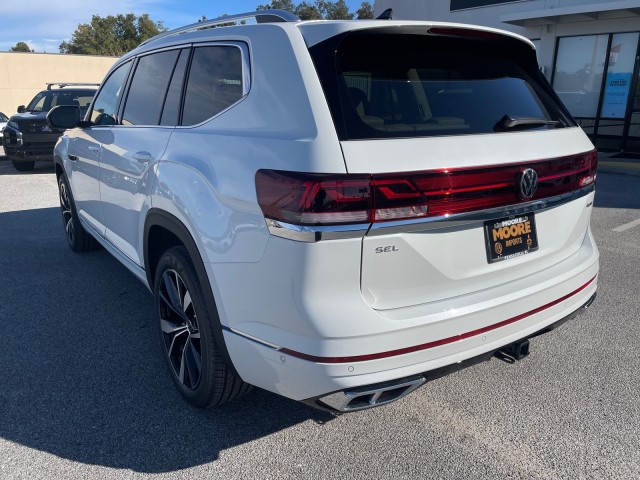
<box><xmin>367</xmin><ymin>184</ymin><xmax>595</xmax><ymax>236</ymax></box>
<box><xmin>264</xmin><ymin>185</ymin><xmax>594</xmax><ymax>242</ymax></box>
<box><xmin>223</xmin><ymin>326</ymin><xmax>282</xmax><ymax>350</ymax></box>
<box><xmin>266</xmin><ymin>219</ymin><xmax>370</xmax><ymax>242</ymax></box>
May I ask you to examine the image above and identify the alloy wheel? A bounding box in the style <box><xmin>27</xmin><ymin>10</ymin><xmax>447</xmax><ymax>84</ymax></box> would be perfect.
<box><xmin>158</xmin><ymin>269</ymin><xmax>202</xmax><ymax>389</ymax></box>
<box><xmin>59</xmin><ymin>180</ymin><xmax>75</xmax><ymax>244</ymax></box>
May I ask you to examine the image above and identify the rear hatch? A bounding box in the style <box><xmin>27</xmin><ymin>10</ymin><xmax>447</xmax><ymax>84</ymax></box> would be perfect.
<box><xmin>307</xmin><ymin>25</ymin><xmax>596</xmax><ymax>310</ymax></box>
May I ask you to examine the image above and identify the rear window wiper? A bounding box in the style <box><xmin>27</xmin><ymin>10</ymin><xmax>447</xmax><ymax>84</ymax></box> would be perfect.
<box><xmin>496</xmin><ymin>115</ymin><xmax>561</xmax><ymax>130</ymax></box>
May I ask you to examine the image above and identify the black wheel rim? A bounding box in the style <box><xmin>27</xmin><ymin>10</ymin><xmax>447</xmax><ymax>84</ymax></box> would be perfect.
<box><xmin>59</xmin><ymin>180</ymin><xmax>75</xmax><ymax>244</ymax></box>
<box><xmin>158</xmin><ymin>269</ymin><xmax>202</xmax><ymax>389</ymax></box>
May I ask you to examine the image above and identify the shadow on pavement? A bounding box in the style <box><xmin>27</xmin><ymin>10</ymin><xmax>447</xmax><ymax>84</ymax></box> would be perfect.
<box><xmin>594</xmin><ymin>172</ymin><xmax>640</xmax><ymax>210</ymax></box>
<box><xmin>0</xmin><ymin>158</ymin><xmax>55</xmax><ymax>175</ymax></box>
<box><xmin>0</xmin><ymin>206</ymin><xmax>334</xmax><ymax>473</ymax></box>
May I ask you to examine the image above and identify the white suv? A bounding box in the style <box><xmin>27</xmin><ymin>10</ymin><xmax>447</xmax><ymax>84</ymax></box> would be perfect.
<box><xmin>48</xmin><ymin>10</ymin><xmax>598</xmax><ymax>412</ymax></box>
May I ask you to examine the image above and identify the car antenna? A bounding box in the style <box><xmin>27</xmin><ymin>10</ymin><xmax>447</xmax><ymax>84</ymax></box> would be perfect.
<box><xmin>377</xmin><ymin>8</ymin><xmax>393</xmax><ymax>20</ymax></box>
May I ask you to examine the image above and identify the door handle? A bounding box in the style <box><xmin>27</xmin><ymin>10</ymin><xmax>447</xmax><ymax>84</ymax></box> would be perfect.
<box><xmin>68</xmin><ymin>154</ymin><xmax>78</xmax><ymax>161</ymax></box>
<box><xmin>88</xmin><ymin>146</ymin><xmax>101</xmax><ymax>154</ymax></box>
<box><xmin>133</xmin><ymin>151</ymin><xmax>153</xmax><ymax>163</ymax></box>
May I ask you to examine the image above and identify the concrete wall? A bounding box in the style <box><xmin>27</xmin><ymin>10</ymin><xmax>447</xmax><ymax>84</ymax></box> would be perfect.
<box><xmin>0</xmin><ymin>52</ymin><xmax>116</xmax><ymax>116</ymax></box>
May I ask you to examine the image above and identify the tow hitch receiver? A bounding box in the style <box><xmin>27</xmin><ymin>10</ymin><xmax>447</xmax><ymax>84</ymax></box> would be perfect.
<box><xmin>496</xmin><ymin>338</ymin><xmax>530</xmax><ymax>363</ymax></box>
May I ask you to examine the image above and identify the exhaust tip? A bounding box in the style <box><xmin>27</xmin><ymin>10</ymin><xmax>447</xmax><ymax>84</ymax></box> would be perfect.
<box><xmin>318</xmin><ymin>375</ymin><xmax>426</xmax><ymax>412</ymax></box>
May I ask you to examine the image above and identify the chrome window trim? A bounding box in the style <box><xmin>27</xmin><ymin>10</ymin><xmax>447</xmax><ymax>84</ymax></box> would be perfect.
<box><xmin>265</xmin><ymin>184</ymin><xmax>595</xmax><ymax>242</ymax></box>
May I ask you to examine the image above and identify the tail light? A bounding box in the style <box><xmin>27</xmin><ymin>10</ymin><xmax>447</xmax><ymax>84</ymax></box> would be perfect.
<box><xmin>255</xmin><ymin>170</ymin><xmax>371</xmax><ymax>225</ymax></box>
<box><xmin>255</xmin><ymin>150</ymin><xmax>597</xmax><ymax>227</ymax></box>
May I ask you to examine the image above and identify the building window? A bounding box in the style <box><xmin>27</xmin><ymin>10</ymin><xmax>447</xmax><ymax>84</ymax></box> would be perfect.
<box><xmin>552</xmin><ymin>35</ymin><xmax>608</xmax><ymax>118</ymax></box>
<box><xmin>600</xmin><ymin>32</ymin><xmax>639</xmax><ymax>119</ymax></box>
<box><xmin>450</xmin><ymin>0</ymin><xmax>522</xmax><ymax>11</ymax></box>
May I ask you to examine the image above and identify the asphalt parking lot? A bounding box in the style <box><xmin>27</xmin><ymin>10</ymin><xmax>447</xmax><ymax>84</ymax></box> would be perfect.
<box><xmin>0</xmin><ymin>155</ymin><xmax>639</xmax><ymax>479</ymax></box>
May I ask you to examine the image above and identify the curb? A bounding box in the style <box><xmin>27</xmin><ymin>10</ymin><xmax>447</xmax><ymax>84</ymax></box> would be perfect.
<box><xmin>598</xmin><ymin>163</ymin><xmax>640</xmax><ymax>177</ymax></box>
<box><xmin>597</xmin><ymin>152</ymin><xmax>640</xmax><ymax>177</ymax></box>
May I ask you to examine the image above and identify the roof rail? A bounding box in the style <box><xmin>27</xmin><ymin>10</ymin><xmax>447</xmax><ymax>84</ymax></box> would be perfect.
<box><xmin>140</xmin><ymin>9</ymin><xmax>300</xmax><ymax>47</ymax></box>
<box><xmin>46</xmin><ymin>83</ymin><xmax>100</xmax><ymax>90</ymax></box>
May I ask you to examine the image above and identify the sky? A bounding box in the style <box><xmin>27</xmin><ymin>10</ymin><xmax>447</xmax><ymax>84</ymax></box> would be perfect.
<box><xmin>1</xmin><ymin>0</ymin><xmax>368</xmax><ymax>53</ymax></box>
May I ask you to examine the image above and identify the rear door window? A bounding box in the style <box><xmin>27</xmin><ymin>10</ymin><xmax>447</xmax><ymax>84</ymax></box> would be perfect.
<box><xmin>310</xmin><ymin>29</ymin><xmax>573</xmax><ymax>140</ymax></box>
<box><xmin>123</xmin><ymin>49</ymin><xmax>181</xmax><ymax>126</ymax></box>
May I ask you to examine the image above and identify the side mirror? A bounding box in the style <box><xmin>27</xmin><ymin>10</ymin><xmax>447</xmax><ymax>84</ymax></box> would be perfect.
<box><xmin>94</xmin><ymin>113</ymin><xmax>116</xmax><ymax>126</ymax></box>
<box><xmin>17</xmin><ymin>105</ymin><xmax>26</xmax><ymax>114</ymax></box>
<box><xmin>47</xmin><ymin>105</ymin><xmax>81</xmax><ymax>130</ymax></box>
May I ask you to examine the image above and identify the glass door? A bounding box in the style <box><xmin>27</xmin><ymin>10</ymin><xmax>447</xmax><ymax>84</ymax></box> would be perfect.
<box><xmin>623</xmin><ymin>64</ymin><xmax>640</xmax><ymax>151</ymax></box>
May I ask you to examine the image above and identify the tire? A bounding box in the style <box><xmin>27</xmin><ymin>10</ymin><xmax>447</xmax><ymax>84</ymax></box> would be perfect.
<box><xmin>154</xmin><ymin>246</ymin><xmax>251</xmax><ymax>408</ymax></box>
<box><xmin>57</xmin><ymin>173</ymin><xmax>99</xmax><ymax>252</ymax></box>
<box><xmin>12</xmin><ymin>160</ymin><xmax>35</xmax><ymax>172</ymax></box>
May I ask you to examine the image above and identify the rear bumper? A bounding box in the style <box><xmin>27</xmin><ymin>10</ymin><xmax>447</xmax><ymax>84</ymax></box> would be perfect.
<box><xmin>306</xmin><ymin>292</ymin><xmax>596</xmax><ymax>412</ymax></box>
<box><xmin>212</xmin><ymin>183</ymin><xmax>599</xmax><ymax>404</ymax></box>
<box><xmin>221</xmin><ymin>239</ymin><xmax>598</xmax><ymax>403</ymax></box>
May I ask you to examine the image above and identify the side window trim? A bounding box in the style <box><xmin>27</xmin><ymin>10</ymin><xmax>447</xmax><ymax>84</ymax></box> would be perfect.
<box><xmin>116</xmin><ymin>56</ymin><xmax>140</xmax><ymax>125</ymax></box>
<box><xmin>177</xmin><ymin>41</ymin><xmax>251</xmax><ymax>128</ymax></box>
<box><xmin>158</xmin><ymin>49</ymin><xmax>185</xmax><ymax>124</ymax></box>
<box><xmin>177</xmin><ymin>47</ymin><xmax>195</xmax><ymax>126</ymax></box>
<box><xmin>171</xmin><ymin>47</ymin><xmax>194</xmax><ymax>127</ymax></box>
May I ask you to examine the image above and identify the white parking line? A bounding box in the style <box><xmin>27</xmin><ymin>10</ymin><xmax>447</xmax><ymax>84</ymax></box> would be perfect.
<box><xmin>613</xmin><ymin>218</ymin><xmax>640</xmax><ymax>232</ymax></box>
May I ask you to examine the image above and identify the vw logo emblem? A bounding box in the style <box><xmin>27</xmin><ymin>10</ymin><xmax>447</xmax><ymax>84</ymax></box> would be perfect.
<box><xmin>517</xmin><ymin>168</ymin><xmax>538</xmax><ymax>200</ymax></box>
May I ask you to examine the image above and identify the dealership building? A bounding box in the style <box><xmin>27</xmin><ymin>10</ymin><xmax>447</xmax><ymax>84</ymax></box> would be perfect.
<box><xmin>374</xmin><ymin>0</ymin><xmax>640</xmax><ymax>153</ymax></box>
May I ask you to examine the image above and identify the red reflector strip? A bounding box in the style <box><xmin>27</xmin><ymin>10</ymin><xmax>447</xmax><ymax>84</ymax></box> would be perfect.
<box><xmin>279</xmin><ymin>276</ymin><xmax>597</xmax><ymax>364</ymax></box>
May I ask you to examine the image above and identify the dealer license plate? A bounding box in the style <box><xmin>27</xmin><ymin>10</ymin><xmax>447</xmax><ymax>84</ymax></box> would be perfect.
<box><xmin>484</xmin><ymin>213</ymin><xmax>538</xmax><ymax>263</ymax></box>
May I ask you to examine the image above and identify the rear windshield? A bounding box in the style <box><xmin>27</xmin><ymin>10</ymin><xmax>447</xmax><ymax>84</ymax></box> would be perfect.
<box><xmin>309</xmin><ymin>29</ymin><xmax>573</xmax><ymax>140</ymax></box>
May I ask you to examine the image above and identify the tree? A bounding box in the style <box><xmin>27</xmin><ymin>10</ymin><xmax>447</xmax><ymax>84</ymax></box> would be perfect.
<box><xmin>257</xmin><ymin>0</ymin><xmax>297</xmax><ymax>11</ymax></box>
<box><xmin>10</xmin><ymin>42</ymin><xmax>32</xmax><ymax>52</ymax></box>
<box><xmin>317</xmin><ymin>0</ymin><xmax>353</xmax><ymax>20</ymax></box>
<box><xmin>59</xmin><ymin>14</ymin><xmax>166</xmax><ymax>56</ymax></box>
<box><xmin>294</xmin><ymin>2</ymin><xmax>323</xmax><ymax>20</ymax></box>
<box><xmin>258</xmin><ymin>0</ymin><xmax>365</xmax><ymax>20</ymax></box>
<box><xmin>356</xmin><ymin>2</ymin><xmax>374</xmax><ymax>19</ymax></box>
